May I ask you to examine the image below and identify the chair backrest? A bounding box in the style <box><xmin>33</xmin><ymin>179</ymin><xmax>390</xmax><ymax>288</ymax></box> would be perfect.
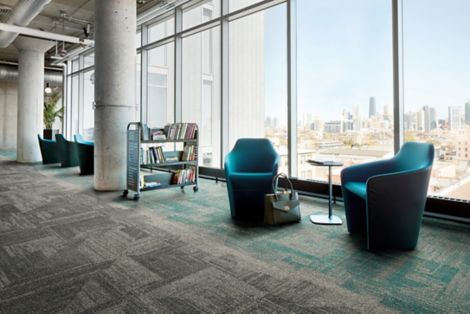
<box><xmin>394</xmin><ymin>142</ymin><xmax>434</xmax><ymax>172</ymax></box>
<box><xmin>74</xmin><ymin>134</ymin><xmax>94</xmax><ymax>145</ymax></box>
<box><xmin>228</xmin><ymin>138</ymin><xmax>279</xmax><ymax>172</ymax></box>
<box><xmin>74</xmin><ymin>134</ymin><xmax>84</xmax><ymax>143</ymax></box>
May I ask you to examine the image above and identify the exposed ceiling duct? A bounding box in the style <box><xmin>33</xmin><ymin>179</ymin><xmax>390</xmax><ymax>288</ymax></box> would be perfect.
<box><xmin>0</xmin><ymin>64</ymin><xmax>62</xmax><ymax>86</ymax></box>
<box><xmin>0</xmin><ymin>0</ymin><xmax>52</xmax><ymax>48</ymax></box>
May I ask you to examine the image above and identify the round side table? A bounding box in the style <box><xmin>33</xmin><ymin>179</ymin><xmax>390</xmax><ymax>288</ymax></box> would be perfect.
<box><xmin>307</xmin><ymin>159</ymin><xmax>343</xmax><ymax>225</ymax></box>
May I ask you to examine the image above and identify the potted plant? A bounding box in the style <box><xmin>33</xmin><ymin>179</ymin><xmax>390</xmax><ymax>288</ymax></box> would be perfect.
<box><xmin>43</xmin><ymin>89</ymin><xmax>63</xmax><ymax>140</ymax></box>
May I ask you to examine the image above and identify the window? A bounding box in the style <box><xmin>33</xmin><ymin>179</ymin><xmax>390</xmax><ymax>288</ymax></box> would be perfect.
<box><xmin>136</xmin><ymin>31</ymin><xmax>142</xmax><ymax>48</ymax></box>
<box><xmin>136</xmin><ymin>53</ymin><xmax>141</xmax><ymax>120</ymax></box>
<box><xmin>83</xmin><ymin>53</ymin><xmax>94</xmax><ymax>68</ymax></box>
<box><xmin>183</xmin><ymin>0</ymin><xmax>220</xmax><ymax>30</ymax></box>
<box><xmin>229</xmin><ymin>0</ymin><xmax>265</xmax><ymax>12</ymax></box>
<box><xmin>148</xmin><ymin>17</ymin><xmax>174</xmax><ymax>43</ymax></box>
<box><xmin>402</xmin><ymin>0</ymin><xmax>470</xmax><ymax>201</ymax></box>
<box><xmin>296</xmin><ymin>0</ymin><xmax>393</xmax><ymax>183</ymax></box>
<box><xmin>71</xmin><ymin>75</ymin><xmax>79</xmax><ymax>136</ymax></box>
<box><xmin>182</xmin><ymin>27</ymin><xmax>221</xmax><ymax>168</ymax></box>
<box><xmin>147</xmin><ymin>43</ymin><xmax>174</xmax><ymax>127</ymax></box>
<box><xmin>71</xmin><ymin>58</ymin><xmax>79</xmax><ymax>73</ymax></box>
<box><xmin>82</xmin><ymin>70</ymin><xmax>94</xmax><ymax>139</ymax></box>
<box><xmin>228</xmin><ymin>4</ymin><xmax>288</xmax><ymax>173</ymax></box>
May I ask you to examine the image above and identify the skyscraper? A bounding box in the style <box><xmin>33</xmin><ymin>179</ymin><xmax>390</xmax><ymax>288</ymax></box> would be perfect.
<box><xmin>423</xmin><ymin>106</ymin><xmax>437</xmax><ymax>131</ymax></box>
<box><xmin>465</xmin><ymin>101</ymin><xmax>470</xmax><ymax>126</ymax></box>
<box><xmin>369</xmin><ymin>97</ymin><xmax>376</xmax><ymax>118</ymax></box>
<box><xmin>448</xmin><ymin>106</ymin><xmax>462</xmax><ymax>130</ymax></box>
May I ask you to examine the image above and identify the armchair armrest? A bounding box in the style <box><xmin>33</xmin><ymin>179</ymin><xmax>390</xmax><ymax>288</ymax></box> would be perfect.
<box><xmin>341</xmin><ymin>159</ymin><xmax>397</xmax><ymax>183</ymax></box>
<box><xmin>365</xmin><ymin>166</ymin><xmax>432</xmax><ymax>250</ymax></box>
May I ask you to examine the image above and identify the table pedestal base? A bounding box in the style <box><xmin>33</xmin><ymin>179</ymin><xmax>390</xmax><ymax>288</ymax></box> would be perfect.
<box><xmin>310</xmin><ymin>214</ymin><xmax>342</xmax><ymax>225</ymax></box>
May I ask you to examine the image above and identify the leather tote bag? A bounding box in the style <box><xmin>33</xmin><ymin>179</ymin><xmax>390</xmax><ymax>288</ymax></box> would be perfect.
<box><xmin>264</xmin><ymin>173</ymin><xmax>301</xmax><ymax>225</ymax></box>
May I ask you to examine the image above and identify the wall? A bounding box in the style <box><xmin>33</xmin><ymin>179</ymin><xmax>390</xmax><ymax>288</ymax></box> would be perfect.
<box><xmin>0</xmin><ymin>81</ymin><xmax>17</xmax><ymax>149</ymax></box>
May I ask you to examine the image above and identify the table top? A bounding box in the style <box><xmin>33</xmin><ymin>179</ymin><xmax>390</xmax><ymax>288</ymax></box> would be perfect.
<box><xmin>307</xmin><ymin>159</ymin><xmax>343</xmax><ymax>167</ymax></box>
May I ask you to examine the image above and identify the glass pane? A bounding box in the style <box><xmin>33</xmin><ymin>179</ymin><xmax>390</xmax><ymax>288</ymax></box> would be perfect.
<box><xmin>148</xmin><ymin>17</ymin><xmax>175</xmax><ymax>43</ymax></box>
<box><xmin>229</xmin><ymin>0</ymin><xmax>264</xmax><ymax>12</ymax></box>
<box><xmin>183</xmin><ymin>0</ymin><xmax>221</xmax><ymax>30</ymax></box>
<box><xmin>136</xmin><ymin>53</ymin><xmax>141</xmax><ymax>121</ymax></box>
<box><xmin>72</xmin><ymin>58</ymin><xmax>79</xmax><ymax>72</ymax></box>
<box><xmin>228</xmin><ymin>4</ymin><xmax>288</xmax><ymax>173</ymax></box>
<box><xmin>147</xmin><ymin>42</ymin><xmax>174</xmax><ymax>127</ymax></box>
<box><xmin>402</xmin><ymin>0</ymin><xmax>470</xmax><ymax>201</ymax></box>
<box><xmin>71</xmin><ymin>75</ymin><xmax>79</xmax><ymax>136</ymax></box>
<box><xmin>83</xmin><ymin>53</ymin><xmax>94</xmax><ymax>68</ymax></box>
<box><xmin>182</xmin><ymin>27</ymin><xmax>221</xmax><ymax>168</ymax></box>
<box><xmin>296</xmin><ymin>0</ymin><xmax>393</xmax><ymax>183</ymax></box>
<box><xmin>136</xmin><ymin>31</ymin><xmax>142</xmax><ymax>48</ymax></box>
<box><xmin>83</xmin><ymin>71</ymin><xmax>94</xmax><ymax>139</ymax></box>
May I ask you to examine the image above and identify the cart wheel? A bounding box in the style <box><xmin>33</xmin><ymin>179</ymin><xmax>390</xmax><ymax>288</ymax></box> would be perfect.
<box><xmin>133</xmin><ymin>193</ymin><xmax>140</xmax><ymax>201</ymax></box>
<box><xmin>122</xmin><ymin>190</ymin><xmax>128</xmax><ymax>198</ymax></box>
<box><xmin>193</xmin><ymin>186</ymin><xmax>199</xmax><ymax>192</ymax></box>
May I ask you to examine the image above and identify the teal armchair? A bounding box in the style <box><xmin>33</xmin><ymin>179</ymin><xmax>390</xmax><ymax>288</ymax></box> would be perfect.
<box><xmin>224</xmin><ymin>138</ymin><xmax>280</xmax><ymax>222</ymax></box>
<box><xmin>37</xmin><ymin>134</ymin><xmax>60</xmax><ymax>164</ymax></box>
<box><xmin>74</xmin><ymin>134</ymin><xmax>94</xmax><ymax>175</ymax></box>
<box><xmin>341</xmin><ymin>142</ymin><xmax>434</xmax><ymax>250</ymax></box>
<box><xmin>55</xmin><ymin>134</ymin><xmax>79</xmax><ymax>168</ymax></box>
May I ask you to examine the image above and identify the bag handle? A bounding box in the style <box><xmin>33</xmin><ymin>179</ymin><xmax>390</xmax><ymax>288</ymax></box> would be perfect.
<box><xmin>272</xmin><ymin>173</ymin><xmax>296</xmax><ymax>200</ymax></box>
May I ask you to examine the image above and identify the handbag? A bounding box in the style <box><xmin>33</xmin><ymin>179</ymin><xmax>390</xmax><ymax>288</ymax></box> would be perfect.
<box><xmin>264</xmin><ymin>173</ymin><xmax>301</xmax><ymax>225</ymax></box>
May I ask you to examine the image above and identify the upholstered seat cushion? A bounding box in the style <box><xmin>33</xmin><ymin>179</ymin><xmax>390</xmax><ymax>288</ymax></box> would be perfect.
<box><xmin>343</xmin><ymin>181</ymin><xmax>367</xmax><ymax>200</ymax></box>
<box><xmin>228</xmin><ymin>172</ymin><xmax>273</xmax><ymax>190</ymax></box>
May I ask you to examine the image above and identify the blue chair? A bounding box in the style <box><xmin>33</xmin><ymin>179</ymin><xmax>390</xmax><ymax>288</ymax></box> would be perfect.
<box><xmin>55</xmin><ymin>134</ymin><xmax>79</xmax><ymax>168</ymax></box>
<box><xmin>224</xmin><ymin>138</ymin><xmax>280</xmax><ymax>222</ymax></box>
<box><xmin>74</xmin><ymin>134</ymin><xmax>94</xmax><ymax>175</ymax></box>
<box><xmin>341</xmin><ymin>142</ymin><xmax>434</xmax><ymax>250</ymax></box>
<box><xmin>37</xmin><ymin>135</ymin><xmax>60</xmax><ymax>164</ymax></box>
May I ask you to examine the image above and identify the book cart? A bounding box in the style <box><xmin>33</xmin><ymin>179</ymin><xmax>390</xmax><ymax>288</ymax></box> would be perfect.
<box><xmin>122</xmin><ymin>122</ymin><xmax>199</xmax><ymax>200</ymax></box>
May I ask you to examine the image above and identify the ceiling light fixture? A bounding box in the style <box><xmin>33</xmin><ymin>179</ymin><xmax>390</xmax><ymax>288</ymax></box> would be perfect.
<box><xmin>45</xmin><ymin>82</ymin><xmax>52</xmax><ymax>94</ymax></box>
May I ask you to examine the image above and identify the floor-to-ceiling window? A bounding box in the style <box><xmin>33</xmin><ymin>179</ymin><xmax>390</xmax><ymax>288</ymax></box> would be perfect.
<box><xmin>62</xmin><ymin>0</ymin><xmax>469</xmax><ymax>217</ymax></box>
<box><xmin>228</xmin><ymin>3</ymin><xmax>288</xmax><ymax>173</ymax></box>
<box><xmin>147</xmin><ymin>43</ymin><xmax>175</xmax><ymax>126</ymax></box>
<box><xmin>296</xmin><ymin>0</ymin><xmax>393</xmax><ymax>183</ymax></box>
<box><xmin>402</xmin><ymin>0</ymin><xmax>470</xmax><ymax>201</ymax></box>
<box><xmin>82</xmin><ymin>70</ymin><xmax>94</xmax><ymax>139</ymax></box>
<box><xmin>182</xmin><ymin>23</ymin><xmax>221</xmax><ymax>167</ymax></box>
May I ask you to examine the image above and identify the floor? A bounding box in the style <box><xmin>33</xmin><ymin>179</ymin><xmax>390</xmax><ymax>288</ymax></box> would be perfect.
<box><xmin>0</xmin><ymin>155</ymin><xmax>469</xmax><ymax>312</ymax></box>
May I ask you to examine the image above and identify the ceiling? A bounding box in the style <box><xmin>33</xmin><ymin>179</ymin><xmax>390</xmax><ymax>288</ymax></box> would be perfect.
<box><xmin>0</xmin><ymin>0</ymin><xmax>165</xmax><ymax>66</ymax></box>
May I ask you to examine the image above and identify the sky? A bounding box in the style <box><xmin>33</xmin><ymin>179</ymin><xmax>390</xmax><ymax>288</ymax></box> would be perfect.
<box><xmin>264</xmin><ymin>0</ymin><xmax>470</xmax><ymax>122</ymax></box>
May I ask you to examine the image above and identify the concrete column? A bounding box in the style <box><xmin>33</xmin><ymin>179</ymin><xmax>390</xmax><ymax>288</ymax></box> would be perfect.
<box><xmin>0</xmin><ymin>81</ymin><xmax>18</xmax><ymax>150</ymax></box>
<box><xmin>14</xmin><ymin>37</ymin><xmax>53</xmax><ymax>163</ymax></box>
<box><xmin>94</xmin><ymin>0</ymin><xmax>136</xmax><ymax>190</ymax></box>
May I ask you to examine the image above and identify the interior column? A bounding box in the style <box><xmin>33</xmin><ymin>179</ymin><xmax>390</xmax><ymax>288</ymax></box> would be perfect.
<box><xmin>14</xmin><ymin>37</ymin><xmax>53</xmax><ymax>163</ymax></box>
<box><xmin>94</xmin><ymin>0</ymin><xmax>136</xmax><ymax>190</ymax></box>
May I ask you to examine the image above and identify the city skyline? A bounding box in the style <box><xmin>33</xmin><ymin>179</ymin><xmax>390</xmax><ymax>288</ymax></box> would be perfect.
<box><xmin>264</xmin><ymin>0</ymin><xmax>470</xmax><ymax>122</ymax></box>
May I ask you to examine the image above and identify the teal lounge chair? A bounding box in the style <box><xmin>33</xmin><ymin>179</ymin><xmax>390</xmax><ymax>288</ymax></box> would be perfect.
<box><xmin>37</xmin><ymin>134</ymin><xmax>60</xmax><ymax>164</ymax></box>
<box><xmin>74</xmin><ymin>134</ymin><xmax>94</xmax><ymax>175</ymax></box>
<box><xmin>224</xmin><ymin>138</ymin><xmax>280</xmax><ymax>222</ymax></box>
<box><xmin>341</xmin><ymin>142</ymin><xmax>434</xmax><ymax>250</ymax></box>
<box><xmin>55</xmin><ymin>134</ymin><xmax>79</xmax><ymax>168</ymax></box>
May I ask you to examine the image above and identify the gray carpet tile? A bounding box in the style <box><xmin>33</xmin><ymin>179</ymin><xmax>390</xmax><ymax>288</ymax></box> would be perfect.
<box><xmin>0</xmin><ymin>159</ymin><xmax>389</xmax><ymax>313</ymax></box>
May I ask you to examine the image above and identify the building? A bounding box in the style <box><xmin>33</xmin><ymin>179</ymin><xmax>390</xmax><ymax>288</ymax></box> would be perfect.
<box><xmin>466</xmin><ymin>101</ymin><xmax>470</xmax><ymax>126</ymax></box>
<box><xmin>369</xmin><ymin>96</ymin><xmax>376</xmax><ymax>118</ymax></box>
<box><xmin>448</xmin><ymin>106</ymin><xmax>462</xmax><ymax>130</ymax></box>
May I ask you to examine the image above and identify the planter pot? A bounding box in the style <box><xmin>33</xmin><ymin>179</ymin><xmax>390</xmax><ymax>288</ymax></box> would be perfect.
<box><xmin>43</xmin><ymin>129</ymin><xmax>60</xmax><ymax>140</ymax></box>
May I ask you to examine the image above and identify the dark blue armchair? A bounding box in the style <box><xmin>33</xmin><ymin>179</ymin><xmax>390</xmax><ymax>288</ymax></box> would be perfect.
<box><xmin>341</xmin><ymin>142</ymin><xmax>434</xmax><ymax>250</ymax></box>
<box><xmin>55</xmin><ymin>134</ymin><xmax>79</xmax><ymax>168</ymax></box>
<box><xmin>224</xmin><ymin>138</ymin><xmax>280</xmax><ymax>222</ymax></box>
<box><xmin>74</xmin><ymin>134</ymin><xmax>94</xmax><ymax>175</ymax></box>
<box><xmin>37</xmin><ymin>135</ymin><xmax>60</xmax><ymax>164</ymax></box>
